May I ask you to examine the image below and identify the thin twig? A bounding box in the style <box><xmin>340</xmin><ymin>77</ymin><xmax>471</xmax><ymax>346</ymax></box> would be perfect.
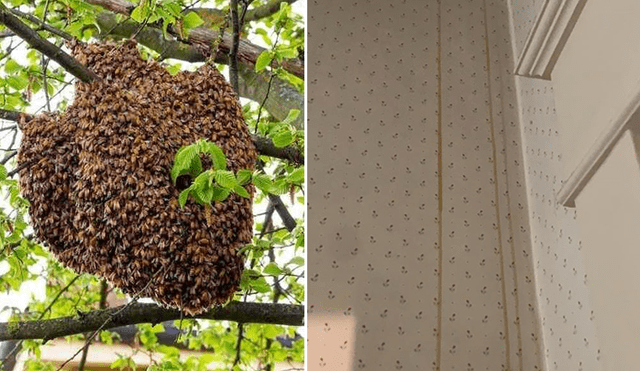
<box><xmin>0</xmin><ymin>125</ymin><xmax>16</xmax><ymax>132</ymax></box>
<box><xmin>0</xmin><ymin>151</ymin><xmax>17</xmax><ymax>165</ymax></box>
<box><xmin>259</xmin><ymin>199</ymin><xmax>275</xmax><ymax>239</ymax></box>
<box><xmin>0</xmin><ymin>275</ymin><xmax>81</xmax><ymax>366</ymax></box>
<box><xmin>253</xmin><ymin>26</ymin><xmax>281</xmax><ymax>132</ymax></box>
<box><xmin>7</xmin><ymin>161</ymin><xmax>32</xmax><ymax>178</ymax></box>
<box><xmin>77</xmin><ymin>280</ymin><xmax>108</xmax><ymax>371</ymax></box>
<box><xmin>0</xmin><ymin>3</ymin><xmax>97</xmax><ymax>82</ymax></box>
<box><xmin>233</xmin><ymin>322</ymin><xmax>244</xmax><ymax>366</ymax></box>
<box><xmin>42</xmin><ymin>0</ymin><xmax>51</xmax><ymax>23</ymax></box>
<box><xmin>9</xmin><ymin>8</ymin><xmax>73</xmax><ymax>41</ymax></box>
<box><xmin>229</xmin><ymin>0</ymin><xmax>240</xmax><ymax>93</ymax></box>
<box><xmin>41</xmin><ymin>55</ymin><xmax>51</xmax><ymax>112</ymax></box>
<box><xmin>56</xmin><ymin>267</ymin><xmax>165</xmax><ymax>370</ymax></box>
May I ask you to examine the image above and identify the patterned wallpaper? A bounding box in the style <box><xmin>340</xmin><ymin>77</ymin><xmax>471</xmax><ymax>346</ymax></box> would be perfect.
<box><xmin>514</xmin><ymin>76</ymin><xmax>603</xmax><ymax>371</ymax></box>
<box><xmin>509</xmin><ymin>0</ymin><xmax>545</xmax><ymax>56</ymax></box>
<box><xmin>508</xmin><ymin>0</ymin><xmax>604</xmax><ymax>368</ymax></box>
<box><xmin>307</xmin><ymin>0</ymin><xmax>546</xmax><ymax>370</ymax></box>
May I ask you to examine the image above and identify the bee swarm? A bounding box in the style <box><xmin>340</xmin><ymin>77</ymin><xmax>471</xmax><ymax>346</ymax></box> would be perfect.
<box><xmin>18</xmin><ymin>40</ymin><xmax>257</xmax><ymax>315</ymax></box>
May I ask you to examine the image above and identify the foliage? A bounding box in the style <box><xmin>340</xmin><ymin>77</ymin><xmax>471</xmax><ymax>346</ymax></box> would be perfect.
<box><xmin>0</xmin><ymin>0</ymin><xmax>305</xmax><ymax>370</ymax></box>
<box><xmin>170</xmin><ymin>139</ymin><xmax>252</xmax><ymax>207</ymax></box>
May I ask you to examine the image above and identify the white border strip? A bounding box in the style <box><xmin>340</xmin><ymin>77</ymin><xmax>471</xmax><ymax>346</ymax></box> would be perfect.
<box><xmin>515</xmin><ymin>0</ymin><xmax>587</xmax><ymax>80</ymax></box>
<box><xmin>557</xmin><ymin>87</ymin><xmax>640</xmax><ymax>207</ymax></box>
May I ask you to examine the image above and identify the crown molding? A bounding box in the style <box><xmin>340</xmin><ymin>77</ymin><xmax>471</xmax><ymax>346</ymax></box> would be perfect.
<box><xmin>515</xmin><ymin>0</ymin><xmax>588</xmax><ymax>80</ymax></box>
<box><xmin>557</xmin><ymin>86</ymin><xmax>640</xmax><ymax>207</ymax></box>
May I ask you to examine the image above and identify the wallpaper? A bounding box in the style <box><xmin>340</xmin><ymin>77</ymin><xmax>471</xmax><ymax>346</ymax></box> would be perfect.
<box><xmin>509</xmin><ymin>0</ymin><xmax>545</xmax><ymax>57</ymax></box>
<box><xmin>507</xmin><ymin>14</ymin><xmax>604</xmax><ymax>371</ymax></box>
<box><xmin>508</xmin><ymin>0</ymin><xmax>604</xmax><ymax>369</ymax></box>
<box><xmin>308</xmin><ymin>0</ymin><xmax>544</xmax><ymax>370</ymax></box>
<box><xmin>514</xmin><ymin>76</ymin><xmax>602</xmax><ymax>371</ymax></box>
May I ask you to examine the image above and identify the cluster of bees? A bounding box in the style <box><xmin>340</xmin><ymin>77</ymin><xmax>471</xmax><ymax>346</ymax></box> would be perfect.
<box><xmin>17</xmin><ymin>40</ymin><xmax>257</xmax><ymax>314</ymax></box>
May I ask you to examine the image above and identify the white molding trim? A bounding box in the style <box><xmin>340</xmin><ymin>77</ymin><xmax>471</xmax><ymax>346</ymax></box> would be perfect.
<box><xmin>515</xmin><ymin>0</ymin><xmax>588</xmax><ymax>80</ymax></box>
<box><xmin>557</xmin><ymin>88</ymin><xmax>640</xmax><ymax>207</ymax></box>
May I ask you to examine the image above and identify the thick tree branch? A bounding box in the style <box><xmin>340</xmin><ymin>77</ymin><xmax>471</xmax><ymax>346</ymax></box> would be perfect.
<box><xmin>244</xmin><ymin>0</ymin><xmax>297</xmax><ymax>22</ymax></box>
<box><xmin>192</xmin><ymin>0</ymin><xmax>298</xmax><ymax>24</ymax></box>
<box><xmin>252</xmin><ymin>134</ymin><xmax>303</xmax><ymax>165</ymax></box>
<box><xmin>85</xmin><ymin>0</ymin><xmax>134</xmax><ymax>14</ymax></box>
<box><xmin>188</xmin><ymin>27</ymin><xmax>303</xmax><ymax>78</ymax></box>
<box><xmin>0</xmin><ymin>109</ymin><xmax>24</xmax><ymax>123</ymax></box>
<box><xmin>95</xmin><ymin>13</ymin><xmax>303</xmax><ymax>129</ymax></box>
<box><xmin>0</xmin><ymin>302</ymin><xmax>303</xmax><ymax>341</ymax></box>
<box><xmin>88</xmin><ymin>0</ymin><xmax>303</xmax><ymax>77</ymax></box>
<box><xmin>0</xmin><ymin>3</ymin><xmax>98</xmax><ymax>82</ymax></box>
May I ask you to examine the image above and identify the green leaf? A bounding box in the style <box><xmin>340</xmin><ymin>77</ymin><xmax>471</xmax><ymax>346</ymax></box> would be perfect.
<box><xmin>233</xmin><ymin>185</ymin><xmax>250</xmax><ymax>198</ymax></box>
<box><xmin>201</xmin><ymin>184</ymin><xmax>214</xmax><ymax>204</ymax></box>
<box><xmin>213</xmin><ymin>170</ymin><xmax>239</xmax><ymax>189</ymax></box>
<box><xmin>287</xmin><ymin>167</ymin><xmax>304</xmax><ymax>184</ymax></box>
<box><xmin>171</xmin><ymin>143</ymin><xmax>202</xmax><ymax>183</ymax></box>
<box><xmin>271</xmin><ymin>129</ymin><xmax>294</xmax><ymax>148</ymax></box>
<box><xmin>193</xmin><ymin>171</ymin><xmax>212</xmax><ymax>189</ymax></box>
<box><xmin>236</xmin><ymin>169</ymin><xmax>252</xmax><ymax>185</ymax></box>
<box><xmin>270</xmin><ymin>178</ymin><xmax>289</xmax><ymax>195</ymax></box>
<box><xmin>200</xmin><ymin>141</ymin><xmax>227</xmax><ymax>170</ymax></box>
<box><xmin>165</xmin><ymin>62</ymin><xmax>181</xmax><ymax>75</ymax></box>
<box><xmin>263</xmin><ymin>263</ymin><xmax>281</xmax><ymax>276</ymax></box>
<box><xmin>288</xmin><ymin>256</ymin><xmax>304</xmax><ymax>266</ymax></box>
<box><xmin>0</xmin><ymin>164</ymin><xmax>7</xmax><ymax>181</ymax></box>
<box><xmin>249</xmin><ymin>276</ymin><xmax>271</xmax><ymax>293</ymax></box>
<box><xmin>183</xmin><ymin>11</ymin><xmax>204</xmax><ymax>30</ymax></box>
<box><xmin>211</xmin><ymin>185</ymin><xmax>231</xmax><ymax>202</ymax></box>
<box><xmin>252</xmin><ymin>173</ymin><xmax>273</xmax><ymax>193</ymax></box>
<box><xmin>255</xmin><ymin>51</ymin><xmax>274</xmax><ymax>72</ymax></box>
<box><xmin>281</xmin><ymin>109</ymin><xmax>300</xmax><ymax>126</ymax></box>
<box><xmin>163</xmin><ymin>1</ymin><xmax>182</xmax><ymax>17</ymax></box>
<box><xmin>178</xmin><ymin>188</ymin><xmax>190</xmax><ymax>207</ymax></box>
<box><xmin>6</xmin><ymin>75</ymin><xmax>28</xmax><ymax>90</ymax></box>
<box><xmin>130</xmin><ymin>6</ymin><xmax>145</xmax><ymax>22</ymax></box>
<box><xmin>4</xmin><ymin>59</ymin><xmax>21</xmax><ymax>74</ymax></box>
<box><xmin>275</xmin><ymin>47</ymin><xmax>298</xmax><ymax>60</ymax></box>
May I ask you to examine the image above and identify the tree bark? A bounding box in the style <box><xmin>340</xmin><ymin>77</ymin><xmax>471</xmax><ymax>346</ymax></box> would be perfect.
<box><xmin>0</xmin><ymin>302</ymin><xmax>303</xmax><ymax>342</ymax></box>
<box><xmin>252</xmin><ymin>134</ymin><xmax>303</xmax><ymax>165</ymax></box>
<box><xmin>95</xmin><ymin>13</ymin><xmax>303</xmax><ymax>129</ymax></box>
<box><xmin>0</xmin><ymin>3</ymin><xmax>99</xmax><ymax>82</ymax></box>
<box><xmin>88</xmin><ymin>0</ymin><xmax>303</xmax><ymax>78</ymax></box>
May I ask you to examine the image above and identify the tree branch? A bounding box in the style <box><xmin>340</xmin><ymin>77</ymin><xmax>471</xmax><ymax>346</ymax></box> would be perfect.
<box><xmin>0</xmin><ymin>109</ymin><xmax>24</xmax><ymax>123</ymax></box>
<box><xmin>9</xmin><ymin>8</ymin><xmax>73</xmax><ymax>41</ymax></box>
<box><xmin>0</xmin><ymin>302</ymin><xmax>303</xmax><ymax>342</ymax></box>
<box><xmin>252</xmin><ymin>134</ymin><xmax>303</xmax><ymax>165</ymax></box>
<box><xmin>95</xmin><ymin>13</ymin><xmax>303</xmax><ymax>129</ymax></box>
<box><xmin>229</xmin><ymin>0</ymin><xmax>240</xmax><ymax>93</ymax></box>
<box><xmin>88</xmin><ymin>0</ymin><xmax>303</xmax><ymax>77</ymax></box>
<box><xmin>85</xmin><ymin>0</ymin><xmax>134</xmax><ymax>14</ymax></box>
<box><xmin>269</xmin><ymin>194</ymin><xmax>296</xmax><ymax>232</ymax></box>
<box><xmin>244</xmin><ymin>0</ymin><xmax>297</xmax><ymax>22</ymax></box>
<box><xmin>0</xmin><ymin>3</ymin><xmax>98</xmax><ymax>83</ymax></box>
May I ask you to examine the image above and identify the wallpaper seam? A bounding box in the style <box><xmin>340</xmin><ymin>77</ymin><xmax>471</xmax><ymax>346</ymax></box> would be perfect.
<box><xmin>487</xmin><ymin>1</ymin><xmax>526</xmax><ymax>369</ymax></box>
<box><xmin>436</xmin><ymin>1</ymin><xmax>444</xmax><ymax>369</ymax></box>
<box><xmin>512</xmin><ymin>73</ymin><xmax>550</xmax><ymax>371</ymax></box>
<box><xmin>483</xmin><ymin>0</ymin><xmax>512</xmax><ymax>367</ymax></box>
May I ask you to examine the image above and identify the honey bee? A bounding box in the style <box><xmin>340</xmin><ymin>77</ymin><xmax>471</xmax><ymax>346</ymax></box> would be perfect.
<box><xmin>17</xmin><ymin>40</ymin><xmax>255</xmax><ymax>314</ymax></box>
